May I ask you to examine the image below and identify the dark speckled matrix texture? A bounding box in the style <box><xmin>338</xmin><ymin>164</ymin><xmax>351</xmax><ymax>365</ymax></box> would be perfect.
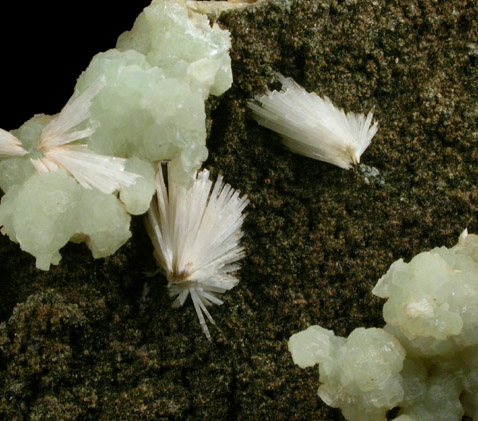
<box><xmin>0</xmin><ymin>0</ymin><xmax>477</xmax><ymax>419</ymax></box>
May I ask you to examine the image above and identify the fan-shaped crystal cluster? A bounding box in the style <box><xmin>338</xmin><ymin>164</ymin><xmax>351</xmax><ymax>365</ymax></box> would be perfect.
<box><xmin>249</xmin><ymin>74</ymin><xmax>377</xmax><ymax>169</ymax></box>
<box><xmin>0</xmin><ymin>86</ymin><xmax>147</xmax><ymax>270</ymax></box>
<box><xmin>146</xmin><ymin>164</ymin><xmax>248</xmax><ymax>341</ymax></box>
<box><xmin>289</xmin><ymin>230</ymin><xmax>478</xmax><ymax>420</ymax></box>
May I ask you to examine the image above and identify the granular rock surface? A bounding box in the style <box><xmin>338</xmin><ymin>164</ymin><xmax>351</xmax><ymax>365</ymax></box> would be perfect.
<box><xmin>0</xmin><ymin>0</ymin><xmax>477</xmax><ymax>419</ymax></box>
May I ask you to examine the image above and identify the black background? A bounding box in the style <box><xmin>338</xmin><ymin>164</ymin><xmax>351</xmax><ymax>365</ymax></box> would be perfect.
<box><xmin>0</xmin><ymin>1</ymin><xmax>151</xmax><ymax>130</ymax></box>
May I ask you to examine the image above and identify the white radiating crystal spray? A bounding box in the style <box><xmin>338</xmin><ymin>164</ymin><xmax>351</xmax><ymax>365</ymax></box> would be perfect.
<box><xmin>0</xmin><ymin>0</ymin><xmax>231</xmax><ymax>269</ymax></box>
<box><xmin>145</xmin><ymin>164</ymin><xmax>249</xmax><ymax>341</ymax></box>
<box><xmin>249</xmin><ymin>74</ymin><xmax>378</xmax><ymax>169</ymax></box>
<box><xmin>0</xmin><ymin>78</ymin><xmax>145</xmax><ymax>270</ymax></box>
<box><xmin>30</xmin><ymin>77</ymin><xmax>139</xmax><ymax>195</ymax></box>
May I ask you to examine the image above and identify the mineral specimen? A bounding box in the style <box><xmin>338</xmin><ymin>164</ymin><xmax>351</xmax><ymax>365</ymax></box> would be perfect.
<box><xmin>0</xmin><ymin>0</ymin><xmax>233</xmax><ymax>270</ymax></box>
<box><xmin>24</xmin><ymin>78</ymin><xmax>139</xmax><ymax>195</ymax></box>
<box><xmin>249</xmin><ymin>74</ymin><xmax>377</xmax><ymax>169</ymax></box>
<box><xmin>0</xmin><ymin>170</ymin><xmax>131</xmax><ymax>270</ymax></box>
<box><xmin>289</xmin><ymin>326</ymin><xmax>406</xmax><ymax>421</ymax></box>
<box><xmin>289</xmin><ymin>230</ymin><xmax>478</xmax><ymax>420</ymax></box>
<box><xmin>0</xmin><ymin>84</ymin><xmax>142</xmax><ymax>270</ymax></box>
<box><xmin>145</xmin><ymin>164</ymin><xmax>248</xmax><ymax>341</ymax></box>
<box><xmin>76</xmin><ymin>0</ymin><xmax>233</xmax><ymax>186</ymax></box>
<box><xmin>373</xmin><ymin>229</ymin><xmax>478</xmax><ymax>359</ymax></box>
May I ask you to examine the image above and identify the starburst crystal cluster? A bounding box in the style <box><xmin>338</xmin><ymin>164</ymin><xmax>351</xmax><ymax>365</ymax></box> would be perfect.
<box><xmin>0</xmin><ymin>80</ymin><xmax>147</xmax><ymax>270</ymax></box>
<box><xmin>289</xmin><ymin>230</ymin><xmax>478</xmax><ymax>420</ymax></box>
<box><xmin>0</xmin><ymin>78</ymin><xmax>139</xmax><ymax>193</ymax></box>
<box><xmin>146</xmin><ymin>165</ymin><xmax>249</xmax><ymax>340</ymax></box>
<box><xmin>249</xmin><ymin>74</ymin><xmax>377</xmax><ymax>169</ymax></box>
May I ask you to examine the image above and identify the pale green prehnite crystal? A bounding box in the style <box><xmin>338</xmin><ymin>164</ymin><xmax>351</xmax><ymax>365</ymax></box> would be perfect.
<box><xmin>0</xmin><ymin>170</ymin><xmax>131</xmax><ymax>271</ymax></box>
<box><xmin>289</xmin><ymin>231</ymin><xmax>478</xmax><ymax>420</ymax></box>
<box><xmin>118</xmin><ymin>0</ymin><xmax>232</xmax><ymax>97</ymax></box>
<box><xmin>0</xmin><ymin>111</ymin><xmax>156</xmax><ymax>270</ymax></box>
<box><xmin>289</xmin><ymin>326</ymin><xmax>406</xmax><ymax>421</ymax></box>
<box><xmin>0</xmin><ymin>0</ymin><xmax>232</xmax><ymax>270</ymax></box>
<box><xmin>373</xmin><ymin>230</ymin><xmax>478</xmax><ymax>420</ymax></box>
<box><xmin>373</xmin><ymin>229</ymin><xmax>478</xmax><ymax>358</ymax></box>
<box><xmin>119</xmin><ymin>157</ymin><xmax>156</xmax><ymax>215</ymax></box>
<box><xmin>75</xmin><ymin>0</ymin><xmax>232</xmax><ymax>185</ymax></box>
<box><xmin>0</xmin><ymin>114</ymin><xmax>141</xmax><ymax>271</ymax></box>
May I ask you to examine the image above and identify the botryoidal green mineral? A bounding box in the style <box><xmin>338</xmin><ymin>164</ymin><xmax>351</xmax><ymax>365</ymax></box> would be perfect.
<box><xmin>289</xmin><ymin>230</ymin><xmax>478</xmax><ymax>420</ymax></box>
<box><xmin>0</xmin><ymin>0</ymin><xmax>233</xmax><ymax>270</ymax></box>
<box><xmin>76</xmin><ymin>0</ymin><xmax>232</xmax><ymax>185</ymax></box>
<box><xmin>0</xmin><ymin>170</ymin><xmax>131</xmax><ymax>270</ymax></box>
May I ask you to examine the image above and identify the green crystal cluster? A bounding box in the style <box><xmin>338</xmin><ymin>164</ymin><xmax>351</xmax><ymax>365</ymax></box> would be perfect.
<box><xmin>289</xmin><ymin>231</ymin><xmax>478</xmax><ymax>420</ymax></box>
<box><xmin>289</xmin><ymin>326</ymin><xmax>406</xmax><ymax>421</ymax></box>
<box><xmin>0</xmin><ymin>0</ymin><xmax>232</xmax><ymax>270</ymax></box>
<box><xmin>0</xmin><ymin>170</ymin><xmax>131</xmax><ymax>270</ymax></box>
<box><xmin>76</xmin><ymin>0</ymin><xmax>232</xmax><ymax>185</ymax></box>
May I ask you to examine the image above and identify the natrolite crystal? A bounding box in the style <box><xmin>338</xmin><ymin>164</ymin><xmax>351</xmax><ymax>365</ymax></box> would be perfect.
<box><xmin>289</xmin><ymin>230</ymin><xmax>478</xmax><ymax>420</ymax></box>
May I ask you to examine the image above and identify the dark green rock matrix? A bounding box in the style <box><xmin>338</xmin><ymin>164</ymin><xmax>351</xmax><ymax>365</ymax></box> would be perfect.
<box><xmin>0</xmin><ymin>0</ymin><xmax>477</xmax><ymax>419</ymax></box>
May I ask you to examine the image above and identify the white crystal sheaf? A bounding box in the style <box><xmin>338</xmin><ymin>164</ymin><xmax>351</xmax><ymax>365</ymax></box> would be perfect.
<box><xmin>146</xmin><ymin>164</ymin><xmax>249</xmax><ymax>341</ymax></box>
<box><xmin>0</xmin><ymin>78</ymin><xmax>145</xmax><ymax>270</ymax></box>
<box><xmin>249</xmin><ymin>74</ymin><xmax>378</xmax><ymax>169</ymax></box>
<box><xmin>29</xmin><ymin>77</ymin><xmax>139</xmax><ymax>195</ymax></box>
<box><xmin>0</xmin><ymin>78</ymin><xmax>140</xmax><ymax>195</ymax></box>
<box><xmin>0</xmin><ymin>0</ymin><xmax>234</xmax><ymax>269</ymax></box>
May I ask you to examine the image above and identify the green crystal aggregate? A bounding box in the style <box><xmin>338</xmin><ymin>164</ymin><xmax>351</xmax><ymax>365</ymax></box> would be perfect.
<box><xmin>76</xmin><ymin>0</ymin><xmax>232</xmax><ymax>185</ymax></box>
<box><xmin>0</xmin><ymin>0</ymin><xmax>233</xmax><ymax>270</ymax></box>
<box><xmin>0</xmin><ymin>170</ymin><xmax>131</xmax><ymax>271</ymax></box>
<box><xmin>289</xmin><ymin>232</ymin><xmax>478</xmax><ymax>420</ymax></box>
<box><xmin>374</xmin><ymin>231</ymin><xmax>478</xmax><ymax>357</ymax></box>
<box><xmin>289</xmin><ymin>326</ymin><xmax>406</xmax><ymax>421</ymax></box>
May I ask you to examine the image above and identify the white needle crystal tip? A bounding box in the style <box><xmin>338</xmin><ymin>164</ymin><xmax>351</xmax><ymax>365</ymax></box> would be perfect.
<box><xmin>0</xmin><ymin>129</ymin><xmax>27</xmax><ymax>157</ymax></box>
